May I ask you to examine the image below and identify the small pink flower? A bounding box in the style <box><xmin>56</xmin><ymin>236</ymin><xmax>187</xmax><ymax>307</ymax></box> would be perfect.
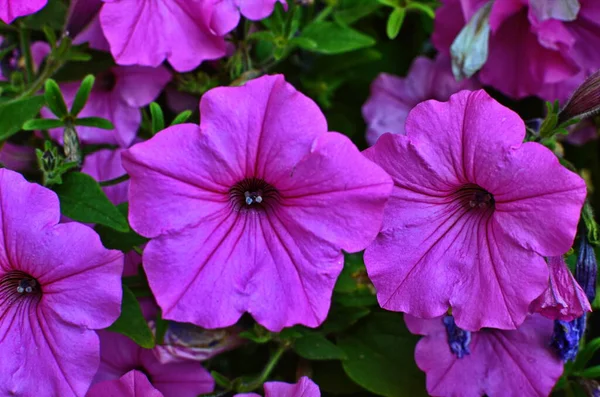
<box><xmin>99</xmin><ymin>0</ymin><xmax>226</xmax><ymax>72</ymax></box>
<box><xmin>405</xmin><ymin>314</ymin><xmax>564</xmax><ymax>397</ymax></box>
<box><xmin>42</xmin><ymin>65</ymin><xmax>171</xmax><ymax>147</ymax></box>
<box><xmin>363</xmin><ymin>90</ymin><xmax>586</xmax><ymax>331</ymax></box>
<box><xmin>0</xmin><ymin>169</ymin><xmax>123</xmax><ymax>395</ymax></box>
<box><xmin>0</xmin><ymin>0</ymin><xmax>47</xmax><ymax>23</ymax></box>
<box><xmin>93</xmin><ymin>331</ymin><xmax>214</xmax><ymax>397</ymax></box>
<box><xmin>123</xmin><ymin>74</ymin><xmax>392</xmax><ymax>331</ymax></box>
<box><xmin>530</xmin><ymin>256</ymin><xmax>591</xmax><ymax>321</ymax></box>
<box><xmin>87</xmin><ymin>370</ymin><xmax>163</xmax><ymax>397</ymax></box>
<box><xmin>235</xmin><ymin>376</ymin><xmax>320</xmax><ymax>397</ymax></box>
<box><xmin>362</xmin><ymin>55</ymin><xmax>478</xmax><ymax>146</ymax></box>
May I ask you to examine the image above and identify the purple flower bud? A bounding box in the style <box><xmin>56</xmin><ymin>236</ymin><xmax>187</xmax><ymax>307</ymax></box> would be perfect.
<box><xmin>576</xmin><ymin>233</ymin><xmax>597</xmax><ymax>303</ymax></box>
<box><xmin>443</xmin><ymin>315</ymin><xmax>471</xmax><ymax>359</ymax></box>
<box><xmin>559</xmin><ymin>70</ymin><xmax>600</xmax><ymax>124</ymax></box>
<box><xmin>551</xmin><ymin>315</ymin><xmax>586</xmax><ymax>362</ymax></box>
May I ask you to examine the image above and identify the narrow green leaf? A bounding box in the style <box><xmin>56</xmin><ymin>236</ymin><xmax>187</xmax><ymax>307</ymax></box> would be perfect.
<box><xmin>386</xmin><ymin>7</ymin><xmax>406</xmax><ymax>39</ymax></box>
<box><xmin>334</xmin><ymin>0</ymin><xmax>382</xmax><ymax>25</ymax></box>
<box><xmin>294</xmin><ymin>333</ymin><xmax>347</xmax><ymax>360</ymax></box>
<box><xmin>150</xmin><ymin>102</ymin><xmax>165</xmax><ymax>134</ymax></box>
<box><xmin>107</xmin><ymin>284</ymin><xmax>155</xmax><ymax>348</ymax></box>
<box><xmin>42</xmin><ymin>26</ymin><xmax>57</xmax><ymax>48</ymax></box>
<box><xmin>71</xmin><ymin>75</ymin><xmax>95</xmax><ymax>116</ymax></box>
<box><xmin>211</xmin><ymin>371</ymin><xmax>232</xmax><ymax>389</ymax></box>
<box><xmin>301</xmin><ymin>22</ymin><xmax>376</xmax><ymax>55</ymax></box>
<box><xmin>74</xmin><ymin>117</ymin><xmax>115</xmax><ymax>130</ymax></box>
<box><xmin>573</xmin><ymin>337</ymin><xmax>600</xmax><ymax>371</ymax></box>
<box><xmin>170</xmin><ymin>110</ymin><xmax>192</xmax><ymax>126</ymax></box>
<box><xmin>44</xmin><ymin>79</ymin><xmax>69</xmax><ymax>118</ymax></box>
<box><xmin>406</xmin><ymin>3</ymin><xmax>436</xmax><ymax>19</ymax></box>
<box><xmin>22</xmin><ymin>118</ymin><xmax>64</xmax><ymax>131</ymax></box>
<box><xmin>53</xmin><ymin>172</ymin><xmax>130</xmax><ymax>232</ymax></box>
<box><xmin>289</xmin><ymin>37</ymin><xmax>318</xmax><ymax>50</ymax></box>
<box><xmin>0</xmin><ymin>95</ymin><xmax>46</xmax><ymax>140</ymax></box>
<box><xmin>579</xmin><ymin>366</ymin><xmax>600</xmax><ymax>379</ymax></box>
<box><xmin>248</xmin><ymin>31</ymin><xmax>277</xmax><ymax>42</ymax></box>
<box><xmin>95</xmin><ymin>203</ymin><xmax>148</xmax><ymax>252</ymax></box>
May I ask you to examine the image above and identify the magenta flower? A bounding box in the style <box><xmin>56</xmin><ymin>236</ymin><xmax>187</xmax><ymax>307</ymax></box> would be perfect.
<box><xmin>0</xmin><ymin>169</ymin><xmax>123</xmax><ymax>395</ymax></box>
<box><xmin>122</xmin><ymin>74</ymin><xmax>392</xmax><ymax>331</ymax></box>
<box><xmin>363</xmin><ymin>90</ymin><xmax>586</xmax><ymax>331</ymax></box>
<box><xmin>235</xmin><ymin>376</ymin><xmax>321</xmax><ymax>397</ymax></box>
<box><xmin>0</xmin><ymin>143</ymin><xmax>36</xmax><ymax>172</ymax></box>
<box><xmin>99</xmin><ymin>0</ymin><xmax>226</xmax><ymax>72</ymax></box>
<box><xmin>93</xmin><ymin>330</ymin><xmax>214</xmax><ymax>397</ymax></box>
<box><xmin>210</xmin><ymin>0</ymin><xmax>286</xmax><ymax>36</ymax></box>
<box><xmin>0</xmin><ymin>0</ymin><xmax>47</xmax><ymax>23</ymax></box>
<box><xmin>87</xmin><ymin>370</ymin><xmax>163</xmax><ymax>397</ymax></box>
<box><xmin>362</xmin><ymin>55</ymin><xmax>478</xmax><ymax>146</ymax></box>
<box><xmin>433</xmin><ymin>0</ymin><xmax>600</xmax><ymax>100</ymax></box>
<box><xmin>405</xmin><ymin>314</ymin><xmax>564</xmax><ymax>397</ymax></box>
<box><xmin>530</xmin><ymin>256</ymin><xmax>591</xmax><ymax>321</ymax></box>
<box><xmin>42</xmin><ymin>65</ymin><xmax>171</xmax><ymax>147</ymax></box>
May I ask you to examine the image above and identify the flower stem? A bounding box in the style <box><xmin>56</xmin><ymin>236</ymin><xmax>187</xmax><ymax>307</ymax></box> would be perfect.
<box><xmin>18</xmin><ymin>25</ymin><xmax>34</xmax><ymax>84</ymax></box>
<box><xmin>236</xmin><ymin>344</ymin><xmax>288</xmax><ymax>392</ymax></box>
<box><xmin>99</xmin><ymin>174</ymin><xmax>130</xmax><ymax>187</ymax></box>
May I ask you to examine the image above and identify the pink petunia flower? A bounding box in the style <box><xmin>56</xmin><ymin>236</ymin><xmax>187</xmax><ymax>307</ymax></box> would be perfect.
<box><xmin>0</xmin><ymin>0</ymin><xmax>47</xmax><ymax>24</ymax></box>
<box><xmin>530</xmin><ymin>256</ymin><xmax>591</xmax><ymax>321</ymax></box>
<box><xmin>209</xmin><ymin>0</ymin><xmax>286</xmax><ymax>36</ymax></box>
<box><xmin>93</xmin><ymin>330</ymin><xmax>214</xmax><ymax>397</ymax></box>
<box><xmin>42</xmin><ymin>65</ymin><xmax>171</xmax><ymax>147</ymax></box>
<box><xmin>362</xmin><ymin>54</ymin><xmax>479</xmax><ymax>146</ymax></box>
<box><xmin>433</xmin><ymin>0</ymin><xmax>600</xmax><ymax>100</ymax></box>
<box><xmin>99</xmin><ymin>0</ymin><xmax>226</xmax><ymax>72</ymax></box>
<box><xmin>87</xmin><ymin>370</ymin><xmax>163</xmax><ymax>397</ymax></box>
<box><xmin>405</xmin><ymin>314</ymin><xmax>564</xmax><ymax>397</ymax></box>
<box><xmin>122</xmin><ymin>74</ymin><xmax>392</xmax><ymax>331</ymax></box>
<box><xmin>235</xmin><ymin>376</ymin><xmax>320</xmax><ymax>397</ymax></box>
<box><xmin>363</xmin><ymin>90</ymin><xmax>586</xmax><ymax>331</ymax></box>
<box><xmin>0</xmin><ymin>169</ymin><xmax>123</xmax><ymax>395</ymax></box>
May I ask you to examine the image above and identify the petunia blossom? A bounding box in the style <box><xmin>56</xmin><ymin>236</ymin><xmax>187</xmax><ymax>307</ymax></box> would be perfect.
<box><xmin>87</xmin><ymin>370</ymin><xmax>163</xmax><ymax>397</ymax></box>
<box><xmin>405</xmin><ymin>314</ymin><xmax>564</xmax><ymax>397</ymax></box>
<box><xmin>93</xmin><ymin>330</ymin><xmax>214</xmax><ymax>397</ymax></box>
<box><xmin>0</xmin><ymin>169</ymin><xmax>123</xmax><ymax>396</ymax></box>
<box><xmin>363</xmin><ymin>90</ymin><xmax>586</xmax><ymax>331</ymax></box>
<box><xmin>122</xmin><ymin>74</ymin><xmax>392</xmax><ymax>331</ymax></box>
<box><xmin>42</xmin><ymin>65</ymin><xmax>171</xmax><ymax>147</ymax></box>
<box><xmin>433</xmin><ymin>0</ymin><xmax>600</xmax><ymax>100</ymax></box>
<box><xmin>235</xmin><ymin>376</ymin><xmax>321</xmax><ymax>397</ymax></box>
<box><xmin>362</xmin><ymin>54</ymin><xmax>478</xmax><ymax>146</ymax></box>
<box><xmin>530</xmin><ymin>256</ymin><xmax>591</xmax><ymax>321</ymax></box>
<box><xmin>99</xmin><ymin>0</ymin><xmax>226</xmax><ymax>72</ymax></box>
<box><xmin>0</xmin><ymin>0</ymin><xmax>47</xmax><ymax>24</ymax></box>
<box><xmin>209</xmin><ymin>0</ymin><xmax>286</xmax><ymax>36</ymax></box>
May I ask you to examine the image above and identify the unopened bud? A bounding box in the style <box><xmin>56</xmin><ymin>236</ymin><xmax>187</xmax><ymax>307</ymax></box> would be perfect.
<box><xmin>63</xmin><ymin>125</ymin><xmax>82</xmax><ymax>165</ymax></box>
<box><xmin>450</xmin><ymin>1</ymin><xmax>493</xmax><ymax>81</ymax></box>
<box><xmin>576</xmin><ymin>230</ymin><xmax>598</xmax><ymax>303</ymax></box>
<box><xmin>443</xmin><ymin>315</ymin><xmax>471</xmax><ymax>359</ymax></box>
<box><xmin>551</xmin><ymin>315</ymin><xmax>586</xmax><ymax>362</ymax></box>
<box><xmin>558</xmin><ymin>70</ymin><xmax>600</xmax><ymax>124</ymax></box>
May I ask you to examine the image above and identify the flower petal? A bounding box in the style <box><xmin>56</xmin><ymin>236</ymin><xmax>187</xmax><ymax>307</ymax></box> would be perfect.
<box><xmin>0</xmin><ymin>0</ymin><xmax>47</xmax><ymax>23</ymax></box>
<box><xmin>113</xmin><ymin>65</ymin><xmax>172</xmax><ymax>108</ymax></box>
<box><xmin>264</xmin><ymin>376</ymin><xmax>321</xmax><ymax>397</ymax></box>
<box><xmin>87</xmin><ymin>370</ymin><xmax>164</xmax><ymax>397</ymax></box>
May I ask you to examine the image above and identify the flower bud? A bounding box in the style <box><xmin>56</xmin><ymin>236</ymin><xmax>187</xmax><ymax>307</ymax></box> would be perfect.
<box><xmin>576</xmin><ymin>232</ymin><xmax>597</xmax><ymax>303</ymax></box>
<box><xmin>450</xmin><ymin>1</ymin><xmax>493</xmax><ymax>81</ymax></box>
<box><xmin>558</xmin><ymin>70</ymin><xmax>600</xmax><ymax>124</ymax></box>
<box><xmin>443</xmin><ymin>315</ymin><xmax>471</xmax><ymax>359</ymax></box>
<box><xmin>551</xmin><ymin>315</ymin><xmax>586</xmax><ymax>362</ymax></box>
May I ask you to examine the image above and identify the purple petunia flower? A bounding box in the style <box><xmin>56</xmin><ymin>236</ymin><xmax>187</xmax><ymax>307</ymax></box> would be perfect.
<box><xmin>235</xmin><ymin>376</ymin><xmax>321</xmax><ymax>397</ymax></box>
<box><xmin>433</xmin><ymin>0</ymin><xmax>600</xmax><ymax>100</ymax></box>
<box><xmin>0</xmin><ymin>0</ymin><xmax>47</xmax><ymax>23</ymax></box>
<box><xmin>0</xmin><ymin>169</ymin><xmax>123</xmax><ymax>395</ymax></box>
<box><xmin>122</xmin><ymin>74</ymin><xmax>392</xmax><ymax>331</ymax></box>
<box><xmin>209</xmin><ymin>0</ymin><xmax>287</xmax><ymax>36</ymax></box>
<box><xmin>93</xmin><ymin>330</ymin><xmax>214</xmax><ymax>397</ymax></box>
<box><xmin>530</xmin><ymin>256</ymin><xmax>591</xmax><ymax>321</ymax></box>
<box><xmin>87</xmin><ymin>370</ymin><xmax>163</xmax><ymax>397</ymax></box>
<box><xmin>362</xmin><ymin>54</ymin><xmax>478</xmax><ymax>146</ymax></box>
<box><xmin>0</xmin><ymin>143</ymin><xmax>36</xmax><ymax>172</ymax></box>
<box><xmin>42</xmin><ymin>65</ymin><xmax>171</xmax><ymax>147</ymax></box>
<box><xmin>406</xmin><ymin>314</ymin><xmax>564</xmax><ymax>397</ymax></box>
<box><xmin>363</xmin><ymin>90</ymin><xmax>586</xmax><ymax>331</ymax></box>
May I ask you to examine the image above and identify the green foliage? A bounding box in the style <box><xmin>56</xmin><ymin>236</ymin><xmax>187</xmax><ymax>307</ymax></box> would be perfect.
<box><xmin>294</xmin><ymin>333</ymin><xmax>347</xmax><ymax>360</ymax></box>
<box><xmin>70</xmin><ymin>75</ymin><xmax>95</xmax><ymax>116</ymax></box>
<box><xmin>44</xmin><ymin>79</ymin><xmax>69</xmax><ymax>118</ymax></box>
<box><xmin>95</xmin><ymin>204</ymin><xmax>148</xmax><ymax>253</ymax></box>
<box><xmin>150</xmin><ymin>102</ymin><xmax>165</xmax><ymax>134</ymax></box>
<box><xmin>107</xmin><ymin>284</ymin><xmax>155</xmax><ymax>348</ymax></box>
<box><xmin>386</xmin><ymin>7</ymin><xmax>406</xmax><ymax>39</ymax></box>
<box><xmin>0</xmin><ymin>96</ymin><xmax>45</xmax><ymax>140</ymax></box>
<box><xmin>301</xmin><ymin>22</ymin><xmax>376</xmax><ymax>54</ymax></box>
<box><xmin>74</xmin><ymin>117</ymin><xmax>115</xmax><ymax>129</ymax></box>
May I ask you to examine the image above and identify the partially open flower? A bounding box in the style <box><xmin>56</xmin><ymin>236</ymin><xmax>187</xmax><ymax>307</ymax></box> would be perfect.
<box><xmin>558</xmin><ymin>70</ymin><xmax>600</xmax><ymax>124</ymax></box>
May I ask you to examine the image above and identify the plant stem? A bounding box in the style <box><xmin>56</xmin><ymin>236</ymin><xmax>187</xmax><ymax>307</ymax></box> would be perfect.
<box><xmin>236</xmin><ymin>344</ymin><xmax>288</xmax><ymax>393</ymax></box>
<box><xmin>18</xmin><ymin>25</ymin><xmax>34</xmax><ymax>84</ymax></box>
<box><xmin>99</xmin><ymin>173</ymin><xmax>130</xmax><ymax>187</ymax></box>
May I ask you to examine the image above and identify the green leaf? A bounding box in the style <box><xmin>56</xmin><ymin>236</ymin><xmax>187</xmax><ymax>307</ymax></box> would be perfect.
<box><xmin>0</xmin><ymin>95</ymin><xmax>46</xmax><ymax>140</ymax></box>
<box><xmin>295</xmin><ymin>333</ymin><xmax>347</xmax><ymax>360</ymax></box>
<box><xmin>406</xmin><ymin>3</ymin><xmax>436</xmax><ymax>19</ymax></box>
<box><xmin>321</xmin><ymin>305</ymin><xmax>371</xmax><ymax>334</ymax></box>
<box><xmin>248</xmin><ymin>31</ymin><xmax>277</xmax><ymax>42</ymax></box>
<box><xmin>573</xmin><ymin>337</ymin><xmax>600</xmax><ymax>372</ymax></box>
<box><xmin>301</xmin><ymin>22</ymin><xmax>376</xmax><ymax>55</ymax></box>
<box><xmin>53</xmin><ymin>172</ymin><xmax>130</xmax><ymax>232</ymax></box>
<box><xmin>95</xmin><ymin>203</ymin><xmax>148</xmax><ymax>252</ymax></box>
<box><xmin>171</xmin><ymin>110</ymin><xmax>192</xmax><ymax>126</ymax></box>
<box><xmin>71</xmin><ymin>75</ymin><xmax>95</xmax><ymax>116</ymax></box>
<box><xmin>22</xmin><ymin>118</ymin><xmax>64</xmax><ymax>131</ymax></box>
<box><xmin>579</xmin><ymin>366</ymin><xmax>600</xmax><ymax>379</ymax></box>
<box><xmin>107</xmin><ymin>284</ymin><xmax>155</xmax><ymax>348</ymax></box>
<box><xmin>239</xmin><ymin>323</ymin><xmax>272</xmax><ymax>344</ymax></box>
<box><xmin>338</xmin><ymin>312</ymin><xmax>427</xmax><ymax>397</ymax></box>
<box><xmin>24</xmin><ymin>0</ymin><xmax>68</xmax><ymax>30</ymax></box>
<box><xmin>334</xmin><ymin>0</ymin><xmax>382</xmax><ymax>25</ymax></box>
<box><xmin>289</xmin><ymin>37</ymin><xmax>318</xmax><ymax>50</ymax></box>
<box><xmin>211</xmin><ymin>371</ymin><xmax>232</xmax><ymax>389</ymax></box>
<box><xmin>74</xmin><ymin>117</ymin><xmax>115</xmax><ymax>130</ymax></box>
<box><xmin>311</xmin><ymin>361</ymin><xmax>364</xmax><ymax>395</ymax></box>
<box><xmin>386</xmin><ymin>8</ymin><xmax>406</xmax><ymax>39</ymax></box>
<box><xmin>149</xmin><ymin>102</ymin><xmax>165</xmax><ymax>134</ymax></box>
<box><xmin>44</xmin><ymin>79</ymin><xmax>69</xmax><ymax>118</ymax></box>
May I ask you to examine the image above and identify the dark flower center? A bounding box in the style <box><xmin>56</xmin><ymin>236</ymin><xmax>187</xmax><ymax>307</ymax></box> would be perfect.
<box><xmin>229</xmin><ymin>177</ymin><xmax>279</xmax><ymax>211</ymax></box>
<box><xmin>0</xmin><ymin>271</ymin><xmax>42</xmax><ymax>319</ymax></box>
<box><xmin>454</xmin><ymin>184</ymin><xmax>495</xmax><ymax>211</ymax></box>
